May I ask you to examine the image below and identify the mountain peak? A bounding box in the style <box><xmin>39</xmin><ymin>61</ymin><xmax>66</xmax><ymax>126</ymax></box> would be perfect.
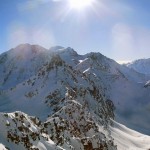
<box><xmin>14</xmin><ymin>43</ymin><xmax>47</xmax><ymax>53</ymax></box>
<box><xmin>49</xmin><ymin>46</ymin><xmax>78</xmax><ymax>56</ymax></box>
<box><xmin>15</xmin><ymin>43</ymin><xmax>31</xmax><ymax>48</ymax></box>
<box><xmin>126</xmin><ymin>58</ymin><xmax>150</xmax><ymax>74</ymax></box>
<box><xmin>5</xmin><ymin>43</ymin><xmax>47</xmax><ymax>60</ymax></box>
<box><xmin>63</xmin><ymin>47</ymin><xmax>78</xmax><ymax>55</ymax></box>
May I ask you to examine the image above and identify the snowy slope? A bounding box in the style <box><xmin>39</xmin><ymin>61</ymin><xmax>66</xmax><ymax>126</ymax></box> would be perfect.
<box><xmin>0</xmin><ymin>47</ymin><xmax>117</xmax><ymax>149</ymax></box>
<box><xmin>0</xmin><ymin>144</ymin><xmax>7</xmax><ymax>150</ymax></box>
<box><xmin>0</xmin><ymin>109</ymin><xmax>116</xmax><ymax>150</ymax></box>
<box><xmin>73</xmin><ymin>52</ymin><xmax>150</xmax><ymax>134</ymax></box>
<box><xmin>0</xmin><ymin>111</ymin><xmax>150</xmax><ymax>150</ymax></box>
<box><xmin>110</xmin><ymin>120</ymin><xmax>150</xmax><ymax>150</ymax></box>
<box><xmin>1</xmin><ymin>44</ymin><xmax>150</xmax><ymax>149</ymax></box>
<box><xmin>126</xmin><ymin>58</ymin><xmax>150</xmax><ymax>75</ymax></box>
<box><xmin>0</xmin><ymin>54</ymin><xmax>111</xmax><ymax>120</ymax></box>
<box><xmin>0</xmin><ymin>44</ymin><xmax>51</xmax><ymax>90</ymax></box>
<box><xmin>0</xmin><ymin>111</ymin><xmax>64</xmax><ymax>150</ymax></box>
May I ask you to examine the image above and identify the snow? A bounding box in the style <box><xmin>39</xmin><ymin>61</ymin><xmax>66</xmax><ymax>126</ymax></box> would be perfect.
<box><xmin>0</xmin><ymin>112</ymin><xmax>64</xmax><ymax>150</ymax></box>
<box><xmin>1</xmin><ymin>44</ymin><xmax>150</xmax><ymax>149</ymax></box>
<box><xmin>0</xmin><ymin>143</ymin><xmax>7</xmax><ymax>150</ymax></box>
<box><xmin>110</xmin><ymin>120</ymin><xmax>150</xmax><ymax>150</ymax></box>
<box><xmin>144</xmin><ymin>80</ymin><xmax>150</xmax><ymax>87</ymax></box>
<box><xmin>126</xmin><ymin>58</ymin><xmax>150</xmax><ymax>75</ymax></box>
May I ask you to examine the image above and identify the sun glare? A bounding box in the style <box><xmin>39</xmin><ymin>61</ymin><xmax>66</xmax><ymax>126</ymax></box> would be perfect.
<box><xmin>68</xmin><ymin>0</ymin><xmax>94</xmax><ymax>10</ymax></box>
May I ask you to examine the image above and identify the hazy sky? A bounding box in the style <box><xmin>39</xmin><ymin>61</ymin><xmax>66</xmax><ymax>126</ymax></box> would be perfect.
<box><xmin>1</xmin><ymin>0</ymin><xmax>150</xmax><ymax>61</ymax></box>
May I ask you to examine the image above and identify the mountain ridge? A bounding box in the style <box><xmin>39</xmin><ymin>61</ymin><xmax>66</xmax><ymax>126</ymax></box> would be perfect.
<box><xmin>1</xmin><ymin>44</ymin><xmax>150</xmax><ymax>149</ymax></box>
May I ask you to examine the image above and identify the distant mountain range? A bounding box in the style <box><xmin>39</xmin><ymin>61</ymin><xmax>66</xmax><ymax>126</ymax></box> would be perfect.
<box><xmin>0</xmin><ymin>44</ymin><xmax>150</xmax><ymax>150</ymax></box>
<box><xmin>126</xmin><ymin>58</ymin><xmax>150</xmax><ymax>74</ymax></box>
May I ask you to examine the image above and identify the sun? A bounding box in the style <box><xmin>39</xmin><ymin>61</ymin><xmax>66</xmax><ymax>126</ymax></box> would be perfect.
<box><xmin>68</xmin><ymin>0</ymin><xmax>94</xmax><ymax>10</ymax></box>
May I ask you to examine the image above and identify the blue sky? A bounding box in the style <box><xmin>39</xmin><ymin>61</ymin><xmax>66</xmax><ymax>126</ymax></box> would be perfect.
<box><xmin>1</xmin><ymin>0</ymin><xmax>150</xmax><ymax>61</ymax></box>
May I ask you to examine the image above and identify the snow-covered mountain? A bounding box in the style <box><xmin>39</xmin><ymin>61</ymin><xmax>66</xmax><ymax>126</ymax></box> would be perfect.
<box><xmin>0</xmin><ymin>44</ymin><xmax>150</xmax><ymax>150</ymax></box>
<box><xmin>1</xmin><ymin>111</ymin><xmax>150</xmax><ymax>150</ymax></box>
<box><xmin>126</xmin><ymin>58</ymin><xmax>150</xmax><ymax>75</ymax></box>
<box><xmin>0</xmin><ymin>44</ymin><xmax>53</xmax><ymax>90</ymax></box>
